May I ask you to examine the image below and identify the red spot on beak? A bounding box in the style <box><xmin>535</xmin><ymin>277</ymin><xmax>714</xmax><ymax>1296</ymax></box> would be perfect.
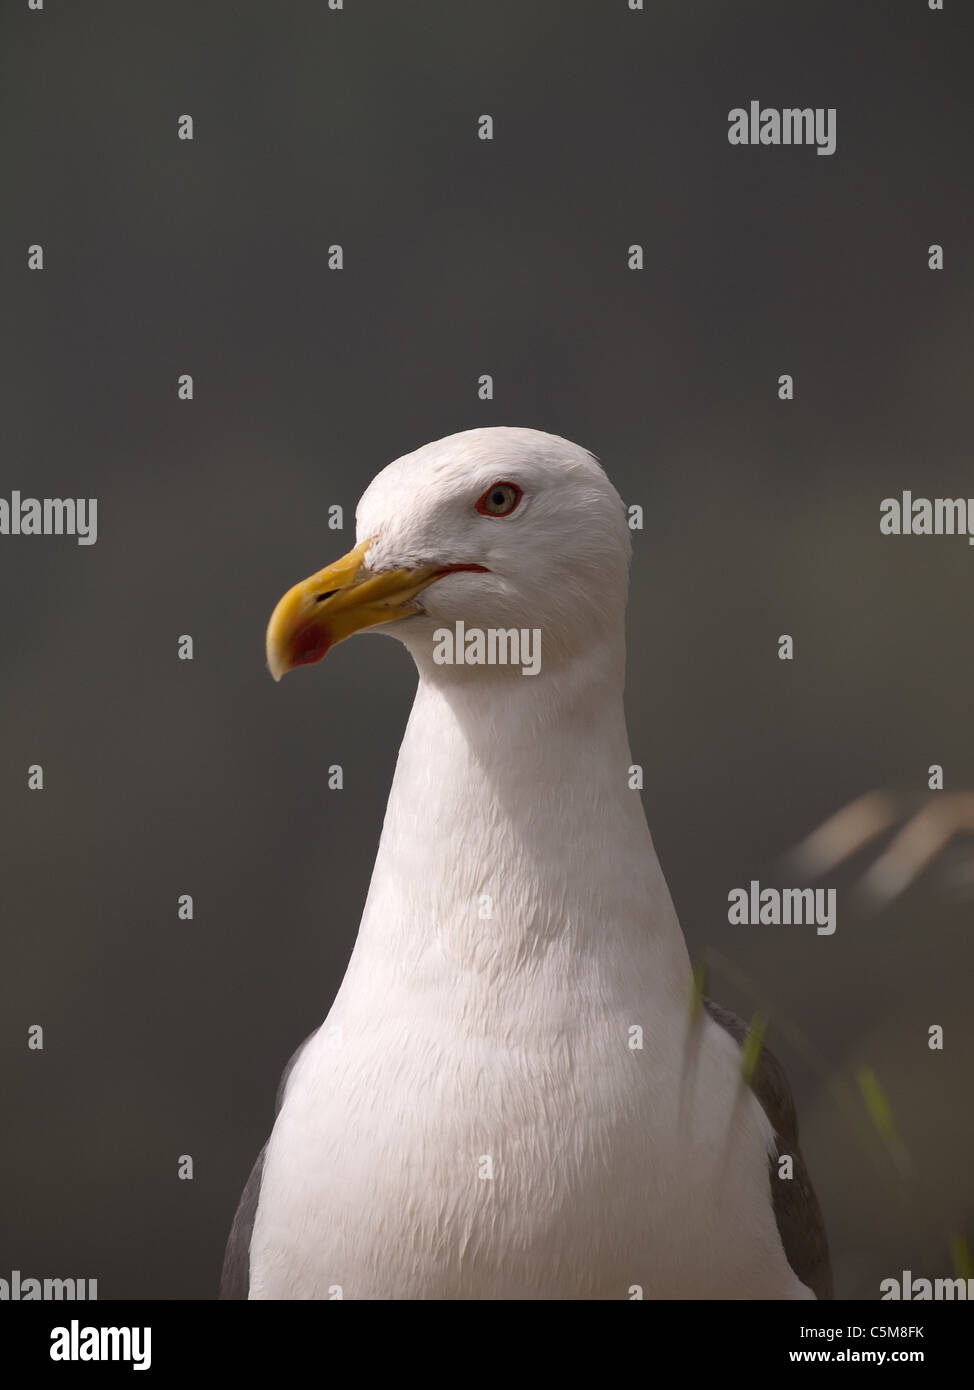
<box><xmin>291</xmin><ymin>625</ymin><xmax>333</xmax><ymax>668</ymax></box>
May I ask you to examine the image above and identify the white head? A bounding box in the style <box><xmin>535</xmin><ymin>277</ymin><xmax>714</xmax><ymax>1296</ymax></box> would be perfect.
<box><xmin>266</xmin><ymin>427</ymin><xmax>631</xmax><ymax>685</ymax></box>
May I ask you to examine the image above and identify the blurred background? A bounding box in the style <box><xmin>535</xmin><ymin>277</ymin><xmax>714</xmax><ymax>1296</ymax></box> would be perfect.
<box><xmin>1</xmin><ymin>0</ymin><xmax>972</xmax><ymax>1298</ymax></box>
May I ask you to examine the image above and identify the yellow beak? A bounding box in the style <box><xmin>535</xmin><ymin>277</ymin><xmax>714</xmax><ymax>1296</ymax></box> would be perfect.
<box><xmin>265</xmin><ymin>539</ymin><xmax>485</xmax><ymax>681</ymax></box>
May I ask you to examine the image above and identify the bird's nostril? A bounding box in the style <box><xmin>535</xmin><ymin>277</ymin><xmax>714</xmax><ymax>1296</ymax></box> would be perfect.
<box><xmin>314</xmin><ymin>590</ymin><xmax>339</xmax><ymax>604</ymax></box>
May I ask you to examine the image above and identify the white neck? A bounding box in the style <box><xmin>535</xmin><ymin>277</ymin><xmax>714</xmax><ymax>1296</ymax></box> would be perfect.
<box><xmin>337</xmin><ymin>628</ymin><xmax>691</xmax><ymax>1016</ymax></box>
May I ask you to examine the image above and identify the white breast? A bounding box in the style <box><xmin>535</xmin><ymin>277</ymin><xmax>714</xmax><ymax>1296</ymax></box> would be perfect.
<box><xmin>249</xmin><ymin>963</ymin><xmax>810</xmax><ymax>1299</ymax></box>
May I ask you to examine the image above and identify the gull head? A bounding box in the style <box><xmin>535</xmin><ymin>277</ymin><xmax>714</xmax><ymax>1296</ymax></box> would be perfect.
<box><xmin>265</xmin><ymin>426</ymin><xmax>632</xmax><ymax>682</ymax></box>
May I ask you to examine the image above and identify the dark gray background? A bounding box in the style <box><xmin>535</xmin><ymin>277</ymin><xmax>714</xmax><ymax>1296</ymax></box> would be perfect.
<box><xmin>2</xmin><ymin>0</ymin><xmax>972</xmax><ymax>1299</ymax></box>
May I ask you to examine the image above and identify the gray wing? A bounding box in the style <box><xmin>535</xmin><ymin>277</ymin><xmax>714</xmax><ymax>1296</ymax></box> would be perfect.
<box><xmin>704</xmin><ymin>998</ymin><xmax>833</xmax><ymax>1300</ymax></box>
<box><xmin>219</xmin><ymin>1030</ymin><xmax>317</xmax><ymax>1300</ymax></box>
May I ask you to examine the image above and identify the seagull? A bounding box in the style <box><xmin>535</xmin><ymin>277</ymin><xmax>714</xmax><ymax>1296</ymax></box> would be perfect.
<box><xmin>221</xmin><ymin>427</ymin><xmax>831</xmax><ymax>1300</ymax></box>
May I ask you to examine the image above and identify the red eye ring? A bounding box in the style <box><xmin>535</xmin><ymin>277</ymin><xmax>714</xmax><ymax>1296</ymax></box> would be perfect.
<box><xmin>476</xmin><ymin>481</ymin><xmax>523</xmax><ymax>517</ymax></box>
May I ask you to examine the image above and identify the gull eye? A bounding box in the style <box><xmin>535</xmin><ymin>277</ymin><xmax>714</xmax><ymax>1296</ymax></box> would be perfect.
<box><xmin>475</xmin><ymin>481</ymin><xmax>523</xmax><ymax>517</ymax></box>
